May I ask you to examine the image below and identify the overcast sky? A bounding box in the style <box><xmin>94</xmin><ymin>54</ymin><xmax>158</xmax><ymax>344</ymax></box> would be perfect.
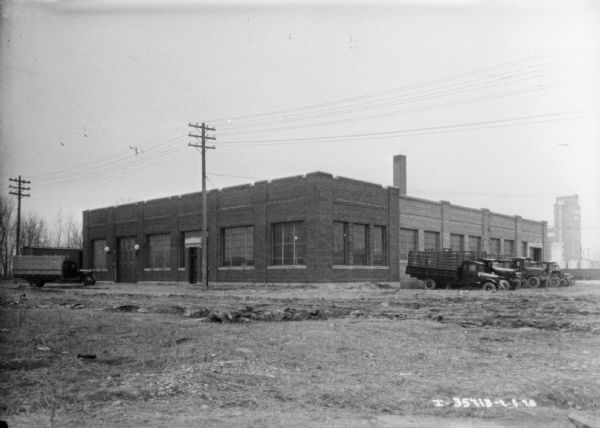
<box><xmin>1</xmin><ymin>0</ymin><xmax>599</xmax><ymax>258</ymax></box>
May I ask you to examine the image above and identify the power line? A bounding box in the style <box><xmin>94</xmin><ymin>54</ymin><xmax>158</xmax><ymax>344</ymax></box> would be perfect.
<box><xmin>218</xmin><ymin>109</ymin><xmax>594</xmax><ymax>146</ymax></box>
<box><xmin>219</xmin><ymin>58</ymin><xmax>573</xmax><ymax>132</ymax></box>
<box><xmin>209</xmin><ymin>51</ymin><xmax>564</xmax><ymax>125</ymax></box>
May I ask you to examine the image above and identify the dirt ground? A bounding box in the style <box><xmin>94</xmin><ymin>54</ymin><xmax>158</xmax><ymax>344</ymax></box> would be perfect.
<box><xmin>1</xmin><ymin>280</ymin><xmax>599</xmax><ymax>427</ymax></box>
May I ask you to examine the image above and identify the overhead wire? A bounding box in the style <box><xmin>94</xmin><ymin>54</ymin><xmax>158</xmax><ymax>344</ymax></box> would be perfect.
<box><xmin>218</xmin><ymin>109</ymin><xmax>594</xmax><ymax>146</ymax></box>
<box><xmin>218</xmin><ymin>57</ymin><xmax>573</xmax><ymax>132</ymax></box>
<box><xmin>208</xmin><ymin>50</ymin><xmax>562</xmax><ymax>125</ymax></box>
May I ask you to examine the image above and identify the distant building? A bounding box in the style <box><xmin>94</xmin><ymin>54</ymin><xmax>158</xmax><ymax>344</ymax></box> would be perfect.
<box><xmin>82</xmin><ymin>155</ymin><xmax>547</xmax><ymax>284</ymax></box>
<box><xmin>548</xmin><ymin>194</ymin><xmax>582</xmax><ymax>268</ymax></box>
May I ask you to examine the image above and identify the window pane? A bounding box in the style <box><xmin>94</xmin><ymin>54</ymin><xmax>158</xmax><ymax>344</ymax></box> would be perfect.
<box><xmin>399</xmin><ymin>228</ymin><xmax>418</xmax><ymax>259</ymax></box>
<box><xmin>450</xmin><ymin>234</ymin><xmax>464</xmax><ymax>251</ymax></box>
<box><xmin>424</xmin><ymin>231</ymin><xmax>440</xmax><ymax>250</ymax></box>
<box><xmin>271</xmin><ymin>222</ymin><xmax>304</xmax><ymax>265</ymax></box>
<box><xmin>489</xmin><ymin>238</ymin><xmax>501</xmax><ymax>256</ymax></box>
<box><xmin>333</xmin><ymin>221</ymin><xmax>348</xmax><ymax>265</ymax></box>
<box><xmin>148</xmin><ymin>234</ymin><xmax>170</xmax><ymax>269</ymax></box>
<box><xmin>504</xmin><ymin>239</ymin><xmax>515</xmax><ymax>256</ymax></box>
<box><xmin>469</xmin><ymin>236</ymin><xmax>481</xmax><ymax>252</ymax></box>
<box><xmin>373</xmin><ymin>226</ymin><xmax>386</xmax><ymax>265</ymax></box>
<box><xmin>352</xmin><ymin>223</ymin><xmax>368</xmax><ymax>265</ymax></box>
<box><xmin>222</xmin><ymin>226</ymin><xmax>254</xmax><ymax>266</ymax></box>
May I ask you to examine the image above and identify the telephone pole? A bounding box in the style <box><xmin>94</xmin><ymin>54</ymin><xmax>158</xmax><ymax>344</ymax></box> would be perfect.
<box><xmin>9</xmin><ymin>176</ymin><xmax>31</xmax><ymax>255</ymax></box>
<box><xmin>188</xmin><ymin>122</ymin><xmax>216</xmax><ymax>288</ymax></box>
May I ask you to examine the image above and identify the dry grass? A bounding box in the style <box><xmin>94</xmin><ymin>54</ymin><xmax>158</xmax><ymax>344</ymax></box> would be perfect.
<box><xmin>1</xmin><ymin>280</ymin><xmax>599</xmax><ymax>427</ymax></box>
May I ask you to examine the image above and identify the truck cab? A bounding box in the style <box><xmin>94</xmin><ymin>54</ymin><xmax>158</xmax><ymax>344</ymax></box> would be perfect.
<box><xmin>506</xmin><ymin>257</ymin><xmax>547</xmax><ymax>288</ymax></box>
<box><xmin>479</xmin><ymin>258</ymin><xmax>522</xmax><ymax>290</ymax></box>
<box><xmin>539</xmin><ymin>261</ymin><xmax>573</xmax><ymax>287</ymax></box>
<box><xmin>457</xmin><ymin>261</ymin><xmax>501</xmax><ymax>291</ymax></box>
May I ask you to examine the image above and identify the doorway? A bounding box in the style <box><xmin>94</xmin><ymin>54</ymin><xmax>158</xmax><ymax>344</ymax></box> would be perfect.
<box><xmin>117</xmin><ymin>237</ymin><xmax>136</xmax><ymax>283</ymax></box>
<box><xmin>188</xmin><ymin>247</ymin><xmax>202</xmax><ymax>284</ymax></box>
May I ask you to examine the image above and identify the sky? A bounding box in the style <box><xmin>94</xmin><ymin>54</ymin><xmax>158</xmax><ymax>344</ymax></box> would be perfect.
<box><xmin>1</xmin><ymin>0</ymin><xmax>599</xmax><ymax>258</ymax></box>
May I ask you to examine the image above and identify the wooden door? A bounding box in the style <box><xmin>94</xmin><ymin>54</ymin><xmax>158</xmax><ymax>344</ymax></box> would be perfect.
<box><xmin>117</xmin><ymin>237</ymin><xmax>136</xmax><ymax>283</ymax></box>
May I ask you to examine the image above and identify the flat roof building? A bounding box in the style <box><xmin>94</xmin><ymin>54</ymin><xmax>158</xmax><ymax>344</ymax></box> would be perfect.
<box><xmin>83</xmin><ymin>156</ymin><xmax>547</xmax><ymax>284</ymax></box>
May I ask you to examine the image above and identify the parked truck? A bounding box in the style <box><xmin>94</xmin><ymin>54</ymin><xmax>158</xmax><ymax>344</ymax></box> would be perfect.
<box><xmin>538</xmin><ymin>261</ymin><xmax>574</xmax><ymax>287</ymax></box>
<box><xmin>498</xmin><ymin>257</ymin><xmax>547</xmax><ymax>288</ymax></box>
<box><xmin>478</xmin><ymin>258</ymin><xmax>522</xmax><ymax>290</ymax></box>
<box><xmin>406</xmin><ymin>250</ymin><xmax>502</xmax><ymax>291</ymax></box>
<box><xmin>13</xmin><ymin>247</ymin><xmax>95</xmax><ymax>287</ymax></box>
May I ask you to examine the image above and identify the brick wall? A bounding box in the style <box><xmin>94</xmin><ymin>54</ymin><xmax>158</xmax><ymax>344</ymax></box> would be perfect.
<box><xmin>84</xmin><ymin>172</ymin><xmax>399</xmax><ymax>284</ymax></box>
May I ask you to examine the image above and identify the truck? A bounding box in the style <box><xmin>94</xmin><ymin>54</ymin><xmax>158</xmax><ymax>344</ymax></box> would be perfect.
<box><xmin>478</xmin><ymin>258</ymin><xmax>522</xmax><ymax>290</ymax></box>
<box><xmin>538</xmin><ymin>261</ymin><xmax>574</xmax><ymax>287</ymax></box>
<box><xmin>12</xmin><ymin>247</ymin><xmax>95</xmax><ymax>287</ymax></box>
<box><xmin>498</xmin><ymin>257</ymin><xmax>547</xmax><ymax>288</ymax></box>
<box><xmin>406</xmin><ymin>249</ymin><xmax>502</xmax><ymax>291</ymax></box>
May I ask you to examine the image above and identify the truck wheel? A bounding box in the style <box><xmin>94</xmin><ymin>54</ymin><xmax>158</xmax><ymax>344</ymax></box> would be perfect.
<box><xmin>498</xmin><ymin>280</ymin><xmax>509</xmax><ymax>291</ymax></box>
<box><xmin>549</xmin><ymin>276</ymin><xmax>560</xmax><ymax>287</ymax></box>
<box><xmin>82</xmin><ymin>275</ymin><xmax>96</xmax><ymax>286</ymax></box>
<box><xmin>32</xmin><ymin>280</ymin><xmax>45</xmax><ymax>287</ymax></box>
<box><xmin>482</xmin><ymin>282</ymin><xmax>496</xmax><ymax>292</ymax></box>
<box><xmin>559</xmin><ymin>278</ymin><xmax>568</xmax><ymax>287</ymax></box>
<box><xmin>527</xmin><ymin>276</ymin><xmax>541</xmax><ymax>288</ymax></box>
<box><xmin>423</xmin><ymin>278</ymin><xmax>437</xmax><ymax>290</ymax></box>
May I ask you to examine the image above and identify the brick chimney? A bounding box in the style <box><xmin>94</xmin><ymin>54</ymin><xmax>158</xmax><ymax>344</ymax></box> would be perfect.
<box><xmin>393</xmin><ymin>154</ymin><xmax>407</xmax><ymax>196</ymax></box>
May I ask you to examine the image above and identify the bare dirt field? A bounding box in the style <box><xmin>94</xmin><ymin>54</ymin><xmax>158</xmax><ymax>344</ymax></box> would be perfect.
<box><xmin>1</xmin><ymin>280</ymin><xmax>600</xmax><ymax>427</ymax></box>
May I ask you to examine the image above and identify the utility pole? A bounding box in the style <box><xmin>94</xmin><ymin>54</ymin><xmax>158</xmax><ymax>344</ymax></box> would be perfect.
<box><xmin>188</xmin><ymin>122</ymin><xmax>216</xmax><ymax>289</ymax></box>
<box><xmin>9</xmin><ymin>175</ymin><xmax>31</xmax><ymax>255</ymax></box>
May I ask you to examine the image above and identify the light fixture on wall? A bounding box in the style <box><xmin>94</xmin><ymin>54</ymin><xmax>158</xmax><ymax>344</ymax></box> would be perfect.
<box><xmin>134</xmin><ymin>244</ymin><xmax>140</xmax><ymax>252</ymax></box>
<box><xmin>104</xmin><ymin>246</ymin><xmax>110</xmax><ymax>253</ymax></box>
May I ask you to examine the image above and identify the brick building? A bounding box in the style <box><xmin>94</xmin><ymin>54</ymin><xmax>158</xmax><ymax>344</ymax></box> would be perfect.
<box><xmin>83</xmin><ymin>156</ymin><xmax>547</xmax><ymax>284</ymax></box>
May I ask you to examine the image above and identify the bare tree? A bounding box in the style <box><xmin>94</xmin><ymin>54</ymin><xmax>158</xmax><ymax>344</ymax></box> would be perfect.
<box><xmin>64</xmin><ymin>213</ymin><xmax>82</xmax><ymax>248</ymax></box>
<box><xmin>48</xmin><ymin>210</ymin><xmax>82</xmax><ymax>248</ymax></box>
<box><xmin>51</xmin><ymin>209</ymin><xmax>64</xmax><ymax>247</ymax></box>
<box><xmin>20</xmin><ymin>213</ymin><xmax>49</xmax><ymax>248</ymax></box>
<box><xmin>0</xmin><ymin>197</ymin><xmax>15</xmax><ymax>279</ymax></box>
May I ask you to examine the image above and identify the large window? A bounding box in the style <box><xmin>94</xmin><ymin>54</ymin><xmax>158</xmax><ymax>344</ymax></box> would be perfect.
<box><xmin>352</xmin><ymin>223</ymin><xmax>369</xmax><ymax>265</ymax></box>
<box><xmin>222</xmin><ymin>226</ymin><xmax>254</xmax><ymax>266</ymax></box>
<box><xmin>522</xmin><ymin>241</ymin><xmax>528</xmax><ymax>257</ymax></box>
<box><xmin>272</xmin><ymin>222</ymin><xmax>305</xmax><ymax>265</ymax></box>
<box><xmin>424</xmin><ymin>231</ymin><xmax>440</xmax><ymax>250</ymax></box>
<box><xmin>469</xmin><ymin>235</ymin><xmax>481</xmax><ymax>252</ymax></box>
<box><xmin>333</xmin><ymin>221</ymin><xmax>349</xmax><ymax>265</ymax></box>
<box><xmin>373</xmin><ymin>226</ymin><xmax>387</xmax><ymax>266</ymax></box>
<box><xmin>450</xmin><ymin>234</ymin><xmax>464</xmax><ymax>251</ymax></box>
<box><xmin>504</xmin><ymin>239</ymin><xmax>515</xmax><ymax>256</ymax></box>
<box><xmin>147</xmin><ymin>233</ymin><xmax>171</xmax><ymax>269</ymax></box>
<box><xmin>489</xmin><ymin>238</ymin><xmax>501</xmax><ymax>256</ymax></box>
<box><xmin>92</xmin><ymin>239</ymin><xmax>107</xmax><ymax>270</ymax></box>
<box><xmin>399</xmin><ymin>228</ymin><xmax>418</xmax><ymax>259</ymax></box>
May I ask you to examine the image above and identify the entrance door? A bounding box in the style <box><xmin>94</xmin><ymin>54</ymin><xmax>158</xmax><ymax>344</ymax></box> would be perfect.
<box><xmin>188</xmin><ymin>247</ymin><xmax>202</xmax><ymax>284</ymax></box>
<box><xmin>117</xmin><ymin>237</ymin><xmax>136</xmax><ymax>283</ymax></box>
<box><xmin>189</xmin><ymin>247</ymin><xmax>198</xmax><ymax>284</ymax></box>
<box><xmin>530</xmin><ymin>247</ymin><xmax>542</xmax><ymax>262</ymax></box>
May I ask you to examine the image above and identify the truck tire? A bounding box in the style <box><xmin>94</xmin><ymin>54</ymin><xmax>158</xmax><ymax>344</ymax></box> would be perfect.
<box><xmin>559</xmin><ymin>278</ymin><xmax>568</xmax><ymax>287</ymax></box>
<box><xmin>482</xmin><ymin>282</ymin><xmax>496</xmax><ymax>292</ymax></box>
<box><xmin>423</xmin><ymin>278</ymin><xmax>437</xmax><ymax>290</ymax></box>
<box><xmin>82</xmin><ymin>275</ymin><xmax>96</xmax><ymax>286</ymax></box>
<box><xmin>548</xmin><ymin>276</ymin><xmax>560</xmax><ymax>287</ymax></box>
<box><xmin>30</xmin><ymin>280</ymin><xmax>44</xmax><ymax>287</ymax></box>
<box><xmin>527</xmin><ymin>276</ymin><xmax>541</xmax><ymax>288</ymax></box>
